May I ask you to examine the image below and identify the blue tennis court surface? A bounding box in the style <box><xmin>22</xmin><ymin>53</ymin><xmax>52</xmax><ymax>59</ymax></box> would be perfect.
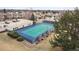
<box><xmin>16</xmin><ymin>22</ymin><xmax>54</xmax><ymax>43</ymax></box>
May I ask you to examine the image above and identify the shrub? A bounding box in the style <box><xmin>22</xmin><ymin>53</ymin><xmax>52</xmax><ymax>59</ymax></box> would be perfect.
<box><xmin>7</xmin><ymin>31</ymin><xmax>24</xmax><ymax>42</ymax></box>
<box><xmin>17</xmin><ymin>37</ymin><xmax>24</xmax><ymax>42</ymax></box>
<box><xmin>7</xmin><ymin>31</ymin><xmax>20</xmax><ymax>38</ymax></box>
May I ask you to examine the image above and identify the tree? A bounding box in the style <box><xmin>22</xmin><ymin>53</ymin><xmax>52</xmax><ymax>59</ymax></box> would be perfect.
<box><xmin>3</xmin><ymin>9</ymin><xmax>7</xmax><ymax>21</ymax></box>
<box><xmin>30</xmin><ymin>13</ymin><xmax>36</xmax><ymax>24</ymax></box>
<box><xmin>50</xmin><ymin>8</ymin><xmax>79</xmax><ymax>51</ymax></box>
<box><xmin>3</xmin><ymin>9</ymin><xmax>6</xmax><ymax>13</ymax></box>
<box><xmin>30</xmin><ymin>13</ymin><xmax>35</xmax><ymax>20</ymax></box>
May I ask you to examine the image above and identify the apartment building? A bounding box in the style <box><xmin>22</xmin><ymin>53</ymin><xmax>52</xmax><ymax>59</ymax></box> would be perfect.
<box><xmin>0</xmin><ymin>10</ymin><xmax>32</xmax><ymax>21</ymax></box>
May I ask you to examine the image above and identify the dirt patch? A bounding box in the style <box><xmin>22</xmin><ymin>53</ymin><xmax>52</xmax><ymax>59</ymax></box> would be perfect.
<box><xmin>0</xmin><ymin>32</ymin><xmax>61</xmax><ymax>51</ymax></box>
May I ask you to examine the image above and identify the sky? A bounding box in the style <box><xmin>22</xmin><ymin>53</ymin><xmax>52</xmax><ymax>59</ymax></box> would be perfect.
<box><xmin>0</xmin><ymin>0</ymin><xmax>79</xmax><ymax>10</ymax></box>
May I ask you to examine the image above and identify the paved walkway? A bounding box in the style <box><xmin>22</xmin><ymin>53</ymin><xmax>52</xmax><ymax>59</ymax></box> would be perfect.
<box><xmin>0</xmin><ymin>19</ymin><xmax>33</xmax><ymax>31</ymax></box>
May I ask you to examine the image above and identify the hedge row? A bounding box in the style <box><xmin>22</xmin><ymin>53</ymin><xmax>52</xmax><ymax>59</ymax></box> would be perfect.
<box><xmin>7</xmin><ymin>31</ymin><xmax>24</xmax><ymax>42</ymax></box>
